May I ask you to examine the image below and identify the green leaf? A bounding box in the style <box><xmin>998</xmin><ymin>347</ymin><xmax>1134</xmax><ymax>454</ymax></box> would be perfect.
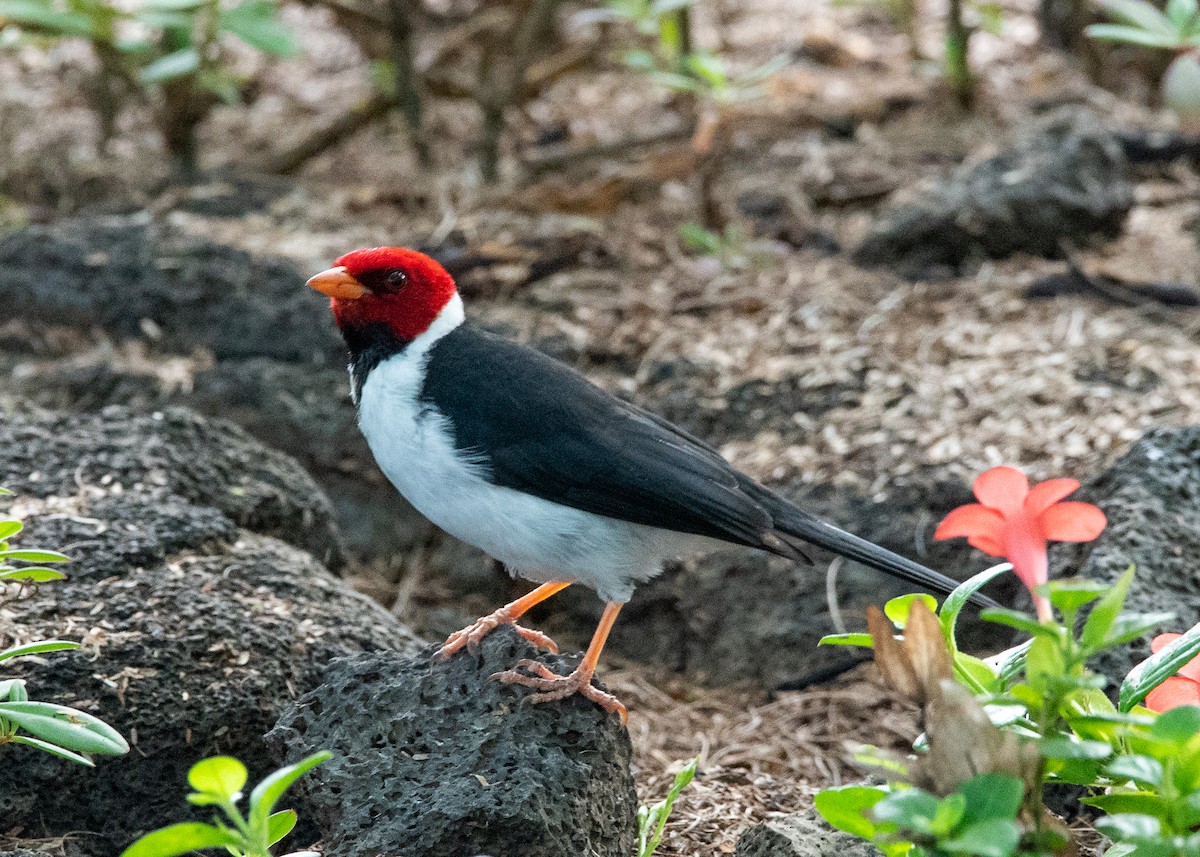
<box><xmin>1121</xmin><ymin>622</ymin><xmax>1200</xmax><ymax>711</ymax></box>
<box><xmin>0</xmin><ymin>679</ymin><xmax>24</xmax><ymax>699</ymax></box>
<box><xmin>140</xmin><ymin>47</ymin><xmax>200</xmax><ymax>83</ymax></box>
<box><xmin>1150</xmin><ymin>704</ymin><xmax>1200</xmax><ymax>743</ymax></box>
<box><xmin>1104</xmin><ymin>613</ymin><xmax>1176</xmax><ymax>649</ymax></box>
<box><xmin>955</xmin><ymin>653</ymin><xmax>1000</xmax><ymax>693</ymax></box>
<box><xmin>119</xmin><ymin>823</ymin><xmax>242</xmax><ymax>857</ymax></box>
<box><xmin>884</xmin><ymin>594</ymin><xmax>938</xmax><ymax>630</ymax></box>
<box><xmin>1048</xmin><ymin>578</ymin><xmax>1109</xmax><ymax>614</ymax></box>
<box><xmin>930</xmin><ymin>793</ymin><xmax>966</xmax><ymax>836</ymax></box>
<box><xmin>1098</xmin><ymin>0</ymin><xmax>1177</xmax><ymax>34</ymax></box>
<box><xmin>0</xmin><ymin>520</ymin><xmax>23</xmax><ymax>540</ymax></box>
<box><xmin>1082</xmin><ymin>792</ymin><xmax>1169</xmax><ymax>818</ymax></box>
<box><xmin>247</xmin><ymin>750</ymin><xmax>331</xmax><ymax>830</ymax></box>
<box><xmin>684</xmin><ymin>51</ymin><xmax>728</xmax><ymax>88</ymax></box>
<box><xmin>1039</xmin><ymin>736</ymin><xmax>1113</xmax><ymax>760</ymax></box>
<box><xmin>0</xmin><ymin>0</ymin><xmax>94</xmax><ymax>35</ymax></box>
<box><xmin>266</xmin><ymin>810</ymin><xmax>297</xmax><ymax>846</ymax></box>
<box><xmin>1096</xmin><ymin>813</ymin><xmax>1163</xmax><ymax>841</ymax></box>
<box><xmin>1085</xmin><ymin>22</ymin><xmax>1184</xmax><ymax>45</ymax></box>
<box><xmin>0</xmin><ymin>640</ymin><xmax>80</xmax><ymax>661</ymax></box>
<box><xmin>818</xmin><ymin>633</ymin><xmax>874</xmax><ymax>648</ymax></box>
<box><xmin>1025</xmin><ymin>634</ymin><xmax>1067</xmax><ymax>695</ymax></box>
<box><xmin>980</xmin><ymin>607</ymin><xmax>1055</xmax><ymax>638</ymax></box>
<box><xmin>188</xmin><ymin>756</ymin><xmax>248</xmax><ymax>801</ymax></box>
<box><xmin>1106</xmin><ymin>755</ymin><xmax>1163</xmax><ymax>786</ymax></box>
<box><xmin>220</xmin><ymin>0</ymin><xmax>298</xmax><ymax>56</ymax></box>
<box><xmin>873</xmin><ymin>788</ymin><xmax>941</xmax><ymax>833</ymax></box>
<box><xmin>940</xmin><ymin>818</ymin><xmax>1021</xmax><ymax>857</ymax></box>
<box><xmin>678</xmin><ymin>223</ymin><xmax>723</xmax><ymax>255</ymax></box>
<box><xmin>814</xmin><ymin>786</ymin><xmax>888</xmax><ymax>839</ymax></box>
<box><xmin>0</xmin><ymin>700</ymin><xmax>128</xmax><ymax>755</ymax></box>
<box><xmin>958</xmin><ymin>774</ymin><xmax>1024</xmax><ymax>823</ymax></box>
<box><xmin>1166</xmin><ymin>0</ymin><xmax>1199</xmax><ymax>30</ymax></box>
<box><xmin>10</xmin><ymin>734</ymin><xmax>95</xmax><ymax>766</ymax></box>
<box><xmin>0</xmin><ymin>567</ymin><xmax>66</xmax><ymax>582</ymax></box>
<box><xmin>0</xmin><ymin>549</ymin><xmax>69</xmax><ymax>562</ymax></box>
<box><xmin>1081</xmin><ymin>566</ymin><xmax>1135</xmax><ymax>648</ymax></box>
<box><xmin>940</xmin><ymin>562</ymin><xmax>1012</xmax><ymax>650</ymax></box>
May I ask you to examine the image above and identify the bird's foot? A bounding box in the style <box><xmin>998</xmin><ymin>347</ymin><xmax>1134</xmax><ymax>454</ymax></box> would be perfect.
<box><xmin>490</xmin><ymin>658</ymin><xmax>628</xmax><ymax>724</ymax></box>
<box><xmin>433</xmin><ymin>612</ymin><xmax>559</xmax><ymax>661</ymax></box>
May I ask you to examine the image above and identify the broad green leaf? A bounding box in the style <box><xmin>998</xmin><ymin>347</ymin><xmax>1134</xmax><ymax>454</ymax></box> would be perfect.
<box><xmin>0</xmin><ymin>548</ymin><xmax>68</xmax><ymax>562</ymax></box>
<box><xmin>140</xmin><ymin>47</ymin><xmax>200</xmax><ymax>83</ymax></box>
<box><xmin>940</xmin><ymin>562</ymin><xmax>1012</xmax><ymax>650</ymax></box>
<box><xmin>1025</xmin><ymin>634</ymin><xmax>1067</xmax><ymax>695</ymax></box>
<box><xmin>1082</xmin><ymin>792</ymin><xmax>1169</xmax><ymax>819</ymax></box>
<box><xmin>188</xmin><ymin>756</ymin><xmax>248</xmax><ymax>801</ymax></box>
<box><xmin>814</xmin><ymin>786</ymin><xmax>887</xmax><ymax>839</ymax></box>
<box><xmin>930</xmin><ymin>793</ymin><xmax>966</xmax><ymax>836</ymax></box>
<box><xmin>220</xmin><ymin>0</ymin><xmax>298</xmax><ymax>56</ymax></box>
<box><xmin>1120</xmin><ymin>622</ymin><xmax>1200</xmax><ymax>711</ymax></box>
<box><xmin>1150</xmin><ymin>704</ymin><xmax>1200</xmax><ymax>743</ymax></box>
<box><xmin>1095</xmin><ymin>812</ymin><xmax>1162</xmax><ymax>840</ymax></box>
<box><xmin>954</xmin><ymin>653</ymin><xmax>1000</xmax><ymax>693</ymax></box>
<box><xmin>0</xmin><ymin>700</ymin><xmax>128</xmax><ymax>755</ymax></box>
<box><xmin>266</xmin><ymin>810</ymin><xmax>297</xmax><ymax>845</ymax></box>
<box><xmin>0</xmin><ymin>640</ymin><xmax>79</xmax><ymax>661</ymax></box>
<box><xmin>1097</xmin><ymin>0</ymin><xmax>1177</xmax><ymax>35</ymax></box>
<box><xmin>1106</xmin><ymin>755</ymin><xmax>1163</xmax><ymax>786</ymax></box>
<box><xmin>1081</xmin><ymin>566</ymin><xmax>1134</xmax><ymax>648</ymax></box>
<box><xmin>0</xmin><ymin>566</ymin><xmax>66</xmax><ymax>582</ymax></box>
<box><xmin>1048</xmin><ymin>578</ymin><xmax>1109</xmax><ymax>614</ymax></box>
<box><xmin>0</xmin><ymin>520</ymin><xmax>22</xmax><ymax>540</ymax></box>
<box><xmin>873</xmin><ymin>788</ymin><xmax>941</xmax><ymax>833</ymax></box>
<box><xmin>119</xmin><ymin>823</ymin><xmax>242</xmax><ymax>857</ymax></box>
<box><xmin>247</xmin><ymin>750</ymin><xmax>331</xmax><ymax>829</ymax></box>
<box><xmin>1103</xmin><ymin>613</ymin><xmax>1176</xmax><ymax>649</ymax></box>
<box><xmin>818</xmin><ymin>633</ymin><xmax>874</xmax><ymax>648</ymax></box>
<box><xmin>884</xmin><ymin>594</ymin><xmax>938</xmax><ymax>630</ymax></box>
<box><xmin>10</xmin><ymin>734</ymin><xmax>95</xmax><ymax>766</ymax></box>
<box><xmin>958</xmin><ymin>774</ymin><xmax>1024</xmax><ymax>823</ymax></box>
<box><xmin>940</xmin><ymin>818</ymin><xmax>1021</xmax><ymax>857</ymax></box>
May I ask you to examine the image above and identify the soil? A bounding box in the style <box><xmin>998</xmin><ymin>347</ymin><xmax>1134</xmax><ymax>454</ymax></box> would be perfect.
<box><xmin>1</xmin><ymin>0</ymin><xmax>1199</xmax><ymax>852</ymax></box>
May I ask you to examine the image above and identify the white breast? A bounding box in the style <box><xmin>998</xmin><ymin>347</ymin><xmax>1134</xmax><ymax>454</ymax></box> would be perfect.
<box><xmin>354</xmin><ymin>295</ymin><xmax>701</xmax><ymax>603</ymax></box>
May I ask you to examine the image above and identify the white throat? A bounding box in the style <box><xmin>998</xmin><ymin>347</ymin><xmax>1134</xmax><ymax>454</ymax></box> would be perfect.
<box><xmin>414</xmin><ymin>292</ymin><xmax>465</xmax><ymax>355</ymax></box>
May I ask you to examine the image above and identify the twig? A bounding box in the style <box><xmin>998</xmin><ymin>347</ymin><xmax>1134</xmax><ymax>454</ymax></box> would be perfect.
<box><xmin>520</xmin><ymin>123</ymin><xmax>694</xmax><ymax>176</ymax></box>
<box><xmin>257</xmin><ymin>92</ymin><xmax>395</xmax><ymax>175</ymax></box>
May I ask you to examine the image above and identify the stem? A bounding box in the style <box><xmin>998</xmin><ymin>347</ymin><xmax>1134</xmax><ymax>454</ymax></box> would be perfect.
<box><xmin>945</xmin><ymin>0</ymin><xmax>972</xmax><ymax>110</ymax></box>
<box><xmin>387</xmin><ymin>0</ymin><xmax>430</xmax><ymax>166</ymax></box>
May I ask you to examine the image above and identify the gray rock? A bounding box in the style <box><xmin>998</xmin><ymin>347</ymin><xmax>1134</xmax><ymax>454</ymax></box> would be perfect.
<box><xmin>0</xmin><ymin>407</ymin><xmax>423</xmax><ymax>856</ymax></box>
<box><xmin>1064</xmin><ymin>426</ymin><xmax>1200</xmax><ymax>683</ymax></box>
<box><xmin>266</xmin><ymin>626</ymin><xmax>638</xmax><ymax>857</ymax></box>
<box><xmin>854</xmin><ymin>116</ymin><xmax>1133</xmax><ymax>275</ymax></box>
<box><xmin>736</xmin><ymin>809</ymin><xmax>883</xmax><ymax>857</ymax></box>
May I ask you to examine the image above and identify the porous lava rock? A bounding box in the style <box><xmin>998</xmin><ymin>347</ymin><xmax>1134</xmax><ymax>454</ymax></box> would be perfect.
<box><xmin>854</xmin><ymin>116</ymin><xmax>1133</xmax><ymax>275</ymax></box>
<box><xmin>0</xmin><ymin>407</ymin><xmax>423</xmax><ymax>856</ymax></box>
<box><xmin>1061</xmin><ymin>426</ymin><xmax>1200</xmax><ymax>684</ymax></box>
<box><xmin>266</xmin><ymin>625</ymin><xmax>638</xmax><ymax>857</ymax></box>
<box><xmin>736</xmin><ymin>809</ymin><xmax>882</xmax><ymax>857</ymax></box>
<box><xmin>0</xmin><ymin>217</ymin><xmax>341</xmax><ymax>363</ymax></box>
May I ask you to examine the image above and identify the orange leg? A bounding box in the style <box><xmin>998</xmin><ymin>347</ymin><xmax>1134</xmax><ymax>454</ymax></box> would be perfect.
<box><xmin>491</xmin><ymin>601</ymin><xmax>627</xmax><ymax>724</ymax></box>
<box><xmin>433</xmin><ymin>580</ymin><xmax>571</xmax><ymax>661</ymax></box>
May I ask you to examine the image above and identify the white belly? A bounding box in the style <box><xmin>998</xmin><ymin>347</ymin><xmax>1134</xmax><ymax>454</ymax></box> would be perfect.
<box><xmin>356</xmin><ymin>329</ymin><xmax>701</xmax><ymax>603</ymax></box>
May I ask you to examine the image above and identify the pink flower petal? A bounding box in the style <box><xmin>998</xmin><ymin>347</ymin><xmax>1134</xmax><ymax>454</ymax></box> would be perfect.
<box><xmin>973</xmin><ymin>467</ymin><xmax>1030</xmax><ymax>512</ymax></box>
<box><xmin>1152</xmin><ymin>633</ymin><xmax>1182</xmax><ymax>654</ymax></box>
<box><xmin>966</xmin><ymin>533</ymin><xmax>1005</xmax><ymax>556</ymax></box>
<box><xmin>1039</xmin><ymin>502</ymin><xmax>1107</xmax><ymax>542</ymax></box>
<box><xmin>934</xmin><ymin>504</ymin><xmax>1006</xmax><ymax>544</ymax></box>
<box><xmin>1145</xmin><ymin>677</ymin><xmax>1200</xmax><ymax>713</ymax></box>
<box><xmin>1023</xmin><ymin>478</ymin><xmax>1081</xmax><ymax>517</ymax></box>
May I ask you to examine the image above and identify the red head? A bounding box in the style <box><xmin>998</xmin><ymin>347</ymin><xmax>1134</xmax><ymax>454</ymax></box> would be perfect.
<box><xmin>306</xmin><ymin>247</ymin><xmax>459</xmax><ymax>342</ymax></box>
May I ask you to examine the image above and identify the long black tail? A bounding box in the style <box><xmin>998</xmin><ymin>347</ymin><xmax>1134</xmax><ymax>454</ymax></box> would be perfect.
<box><xmin>750</xmin><ymin>484</ymin><xmax>998</xmax><ymax>609</ymax></box>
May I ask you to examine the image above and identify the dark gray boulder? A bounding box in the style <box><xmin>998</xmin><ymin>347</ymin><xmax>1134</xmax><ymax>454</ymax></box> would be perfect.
<box><xmin>0</xmin><ymin>407</ymin><xmax>423</xmax><ymax>856</ymax></box>
<box><xmin>854</xmin><ymin>117</ymin><xmax>1133</xmax><ymax>275</ymax></box>
<box><xmin>266</xmin><ymin>626</ymin><xmax>638</xmax><ymax>857</ymax></box>
<box><xmin>736</xmin><ymin>809</ymin><xmax>883</xmax><ymax>857</ymax></box>
<box><xmin>1064</xmin><ymin>426</ymin><xmax>1200</xmax><ymax>683</ymax></box>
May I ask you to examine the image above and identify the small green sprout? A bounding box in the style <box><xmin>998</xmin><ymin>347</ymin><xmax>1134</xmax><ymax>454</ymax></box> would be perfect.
<box><xmin>637</xmin><ymin>756</ymin><xmax>698</xmax><ymax>857</ymax></box>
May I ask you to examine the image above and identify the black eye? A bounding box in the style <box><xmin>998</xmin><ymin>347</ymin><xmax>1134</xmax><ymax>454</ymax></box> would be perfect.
<box><xmin>382</xmin><ymin>269</ymin><xmax>408</xmax><ymax>292</ymax></box>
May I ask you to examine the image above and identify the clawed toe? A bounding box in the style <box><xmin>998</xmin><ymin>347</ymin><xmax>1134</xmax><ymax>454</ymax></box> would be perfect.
<box><xmin>490</xmin><ymin>661</ymin><xmax>627</xmax><ymax>724</ymax></box>
<box><xmin>434</xmin><ymin>616</ymin><xmax>559</xmax><ymax>662</ymax></box>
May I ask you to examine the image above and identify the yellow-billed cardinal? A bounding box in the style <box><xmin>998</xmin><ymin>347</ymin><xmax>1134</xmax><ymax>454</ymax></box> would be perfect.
<box><xmin>308</xmin><ymin>247</ymin><xmax>989</xmax><ymax>722</ymax></box>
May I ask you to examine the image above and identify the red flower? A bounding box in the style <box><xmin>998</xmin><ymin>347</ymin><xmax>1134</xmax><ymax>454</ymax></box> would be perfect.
<box><xmin>1145</xmin><ymin>633</ymin><xmax>1200</xmax><ymax>712</ymax></box>
<box><xmin>934</xmin><ymin>466</ymin><xmax>1106</xmax><ymax>622</ymax></box>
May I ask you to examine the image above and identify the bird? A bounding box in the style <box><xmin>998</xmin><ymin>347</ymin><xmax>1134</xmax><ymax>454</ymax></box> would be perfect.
<box><xmin>307</xmin><ymin>246</ymin><xmax>991</xmax><ymax>723</ymax></box>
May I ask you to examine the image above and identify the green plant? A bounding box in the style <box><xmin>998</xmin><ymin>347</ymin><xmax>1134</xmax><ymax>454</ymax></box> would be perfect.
<box><xmin>815</xmin><ymin>465</ymin><xmax>1200</xmax><ymax>857</ymax></box>
<box><xmin>1087</xmin><ymin>0</ymin><xmax>1200</xmax><ymax>129</ymax></box>
<box><xmin>0</xmin><ymin>0</ymin><xmax>298</xmax><ymax>177</ymax></box>
<box><xmin>121</xmin><ymin>752</ymin><xmax>332</xmax><ymax>857</ymax></box>
<box><xmin>636</xmin><ymin>756</ymin><xmax>697</xmax><ymax>857</ymax></box>
<box><xmin>0</xmin><ymin>489</ymin><xmax>129</xmax><ymax>765</ymax></box>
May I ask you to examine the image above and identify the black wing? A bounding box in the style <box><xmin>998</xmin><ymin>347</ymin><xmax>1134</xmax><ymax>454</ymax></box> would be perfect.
<box><xmin>420</xmin><ymin>325</ymin><xmax>991</xmax><ymax>604</ymax></box>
